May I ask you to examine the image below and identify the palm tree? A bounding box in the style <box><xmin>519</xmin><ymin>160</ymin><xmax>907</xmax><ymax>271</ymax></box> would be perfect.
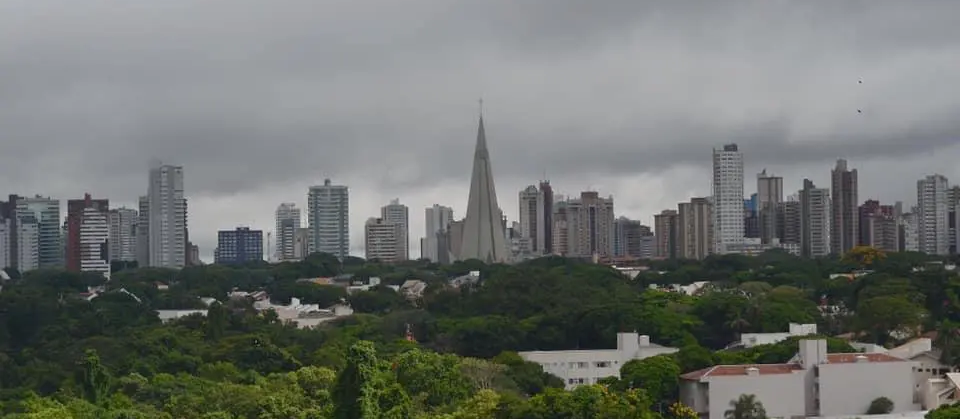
<box><xmin>725</xmin><ymin>394</ymin><xmax>768</xmax><ymax>419</ymax></box>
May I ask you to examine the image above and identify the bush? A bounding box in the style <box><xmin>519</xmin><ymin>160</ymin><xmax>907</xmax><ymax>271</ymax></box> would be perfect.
<box><xmin>867</xmin><ymin>396</ymin><xmax>894</xmax><ymax>414</ymax></box>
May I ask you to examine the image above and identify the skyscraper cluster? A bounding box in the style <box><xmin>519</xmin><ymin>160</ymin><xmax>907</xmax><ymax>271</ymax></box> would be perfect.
<box><xmin>652</xmin><ymin>145</ymin><xmax>960</xmax><ymax>260</ymax></box>
<box><xmin>0</xmin><ymin>161</ymin><xmax>199</xmax><ymax>278</ymax></box>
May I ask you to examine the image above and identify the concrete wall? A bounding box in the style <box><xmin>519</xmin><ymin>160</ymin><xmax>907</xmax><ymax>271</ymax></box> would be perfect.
<box><xmin>818</xmin><ymin>361</ymin><xmax>918</xmax><ymax>416</ymax></box>
<box><xmin>706</xmin><ymin>373</ymin><xmax>807</xmax><ymax>419</ymax></box>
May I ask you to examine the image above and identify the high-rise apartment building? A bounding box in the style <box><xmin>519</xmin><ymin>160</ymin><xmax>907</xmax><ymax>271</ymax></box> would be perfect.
<box><xmin>293</xmin><ymin>228</ymin><xmax>311</xmax><ymax>260</ymax></box>
<box><xmin>519</xmin><ymin>186</ymin><xmax>539</xmax><ymax>255</ymax></box>
<box><xmin>108</xmin><ymin>207</ymin><xmax>138</xmax><ymax>262</ymax></box>
<box><xmin>613</xmin><ymin>217</ymin><xmax>654</xmax><ymax>258</ymax></box>
<box><xmin>744</xmin><ymin>194</ymin><xmax>760</xmax><ymax>239</ymax></box>
<box><xmin>538</xmin><ymin>181</ymin><xmax>554</xmax><ymax>255</ymax></box>
<box><xmin>17</xmin><ymin>216</ymin><xmax>39</xmax><ymax>272</ymax></box>
<box><xmin>831</xmin><ymin>159</ymin><xmax>859</xmax><ymax>255</ymax></box>
<box><xmin>307</xmin><ymin>179</ymin><xmax>350</xmax><ymax>259</ymax></box>
<box><xmin>422</xmin><ymin>204</ymin><xmax>454</xmax><ymax>262</ymax></box>
<box><xmin>381</xmin><ymin>199</ymin><xmax>409</xmax><ymax>261</ymax></box>
<box><xmin>364</xmin><ymin>217</ymin><xmax>404</xmax><ymax>262</ymax></box>
<box><xmin>712</xmin><ymin>144</ymin><xmax>745</xmax><ymax>254</ymax></box>
<box><xmin>275</xmin><ymin>203</ymin><xmax>302</xmax><ymax>261</ymax></box>
<box><xmin>778</xmin><ymin>196</ymin><xmax>802</xmax><ymax>246</ymax></box>
<box><xmin>66</xmin><ymin>194</ymin><xmax>110</xmax><ymax>279</ymax></box>
<box><xmin>757</xmin><ymin>170</ymin><xmax>783</xmax><ymax>244</ymax></box>
<box><xmin>654</xmin><ymin>209</ymin><xmax>680</xmax><ymax>259</ymax></box>
<box><xmin>948</xmin><ymin>186</ymin><xmax>960</xmax><ymax>254</ymax></box>
<box><xmin>147</xmin><ymin>164</ymin><xmax>187</xmax><ymax>268</ymax></box>
<box><xmin>136</xmin><ymin>196</ymin><xmax>150</xmax><ymax>267</ymax></box>
<box><xmin>0</xmin><ymin>195</ymin><xmax>21</xmax><ymax>269</ymax></box>
<box><xmin>800</xmin><ymin>179</ymin><xmax>831</xmax><ymax>258</ymax></box>
<box><xmin>678</xmin><ymin>197</ymin><xmax>713</xmax><ymax>260</ymax></box>
<box><xmin>917</xmin><ymin>174</ymin><xmax>950</xmax><ymax>256</ymax></box>
<box><xmin>560</xmin><ymin>192</ymin><xmax>615</xmax><ymax>258</ymax></box>
<box><xmin>16</xmin><ymin>196</ymin><xmax>62</xmax><ymax>269</ymax></box>
<box><xmin>215</xmin><ymin>227</ymin><xmax>263</xmax><ymax>264</ymax></box>
<box><xmin>900</xmin><ymin>209</ymin><xmax>920</xmax><ymax>252</ymax></box>
<box><xmin>0</xmin><ymin>219</ymin><xmax>10</xmax><ymax>269</ymax></box>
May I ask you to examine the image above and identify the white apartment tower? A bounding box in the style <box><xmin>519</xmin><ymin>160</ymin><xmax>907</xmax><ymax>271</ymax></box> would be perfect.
<box><xmin>364</xmin><ymin>217</ymin><xmax>404</xmax><ymax>262</ymax></box>
<box><xmin>275</xmin><ymin>203</ymin><xmax>302</xmax><ymax>261</ymax></box>
<box><xmin>422</xmin><ymin>205</ymin><xmax>454</xmax><ymax>262</ymax></box>
<box><xmin>16</xmin><ymin>196</ymin><xmax>62</xmax><ymax>268</ymax></box>
<box><xmin>562</xmin><ymin>192</ymin><xmax>615</xmax><ymax>258</ymax></box>
<box><xmin>79</xmin><ymin>204</ymin><xmax>111</xmax><ymax>279</ymax></box>
<box><xmin>381</xmin><ymin>199</ymin><xmax>409</xmax><ymax>261</ymax></box>
<box><xmin>917</xmin><ymin>174</ymin><xmax>949</xmax><ymax>256</ymax></box>
<box><xmin>712</xmin><ymin>144</ymin><xmax>745</xmax><ymax>254</ymax></box>
<box><xmin>147</xmin><ymin>163</ymin><xmax>187</xmax><ymax>268</ymax></box>
<box><xmin>109</xmin><ymin>207</ymin><xmax>138</xmax><ymax>262</ymax></box>
<box><xmin>307</xmin><ymin>179</ymin><xmax>350</xmax><ymax>259</ymax></box>
<box><xmin>800</xmin><ymin>179</ymin><xmax>832</xmax><ymax>258</ymax></box>
<box><xmin>17</xmin><ymin>217</ymin><xmax>39</xmax><ymax>272</ymax></box>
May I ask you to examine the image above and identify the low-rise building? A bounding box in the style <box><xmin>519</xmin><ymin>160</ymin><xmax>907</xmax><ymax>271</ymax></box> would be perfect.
<box><xmin>681</xmin><ymin>339</ymin><xmax>918</xmax><ymax>419</ymax></box>
<box><xmin>732</xmin><ymin>323</ymin><xmax>818</xmax><ymax>349</ymax></box>
<box><xmin>519</xmin><ymin>332</ymin><xmax>678</xmax><ymax>389</ymax></box>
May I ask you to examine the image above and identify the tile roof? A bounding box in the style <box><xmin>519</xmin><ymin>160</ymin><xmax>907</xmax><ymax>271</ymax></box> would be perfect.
<box><xmin>826</xmin><ymin>353</ymin><xmax>903</xmax><ymax>363</ymax></box>
<box><xmin>680</xmin><ymin>364</ymin><xmax>802</xmax><ymax>380</ymax></box>
<box><xmin>680</xmin><ymin>352</ymin><xmax>906</xmax><ymax>380</ymax></box>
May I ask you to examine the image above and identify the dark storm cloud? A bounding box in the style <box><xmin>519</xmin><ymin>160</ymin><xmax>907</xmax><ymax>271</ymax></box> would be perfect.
<box><xmin>2</xmin><ymin>0</ymin><xmax>960</xmax><ymax>259</ymax></box>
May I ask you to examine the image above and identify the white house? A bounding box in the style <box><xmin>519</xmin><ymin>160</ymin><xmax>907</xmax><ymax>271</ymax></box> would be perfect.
<box><xmin>519</xmin><ymin>332</ymin><xmax>678</xmax><ymax>389</ymax></box>
<box><xmin>681</xmin><ymin>339</ymin><xmax>919</xmax><ymax>419</ymax></box>
<box><xmin>731</xmin><ymin>323</ymin><xmax>818</xmax><ymax>349</ymax></box>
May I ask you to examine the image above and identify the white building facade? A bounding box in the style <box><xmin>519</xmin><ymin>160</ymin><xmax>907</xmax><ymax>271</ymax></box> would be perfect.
<box><xmin>17</xmin><ymin>218</ymin><xmax>39</xmax><ymax>272</ymax></box>
<box><xmin>680</xmin><ymin>339</ymin><xmax>918</xmax><ymax>419</ymax></box>
<box><xmin>519</xmin><ymin>332</ymin><xmax>678</xmax><ymax>389</ymax></box>
<box><xmin>307</xmin><ymin>179</ymin><xmax>349</xmax><ymax>259</ymax></box>
<box><xmin>381</xmin><ymin>199</ymin><xmax>409</xmax><ymax>261</ymax></box>
<box><xmin>712</xmin><ymin>144</ymin><xmax>745</xmax><ymax>254</ymax></box>
<box><xmin>147</xmin><ymin>164</ymin><xmax>187</xmax><ymax>268</ymax></box>
<box><xmin>16</xmin><ymin>196</ymin><xmax>61</xmax><ymax>269</ymax></box>
<box><xmin>422</xmin><ymin>204</ymin><xmax>454</xmax><ymax>262</ymax></box>
<box><xmin>918</xmin><ymin>174</ymin><xmax>949</xmax><ymax>256</ymax></box>
<box><xmin>79</xmin><ymin>206</ymin><xmax>111</xmax><ymax>279</ymax></box>
<box><xmin>364</xmin><ymin>217</ymin><xmax>404</xmax><ymax>262</ymax></box>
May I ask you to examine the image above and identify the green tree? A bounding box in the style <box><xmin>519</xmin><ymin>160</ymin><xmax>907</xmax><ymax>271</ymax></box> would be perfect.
<box><xmin>724</xmin><ymin>394</ymin><xmax>767</xmax><ymax>419</ymax></box>
<box><xmin>867</xmin><ymin>396</ymin><xmax>894</xmax><ymax>414</ymax></box>
<box><xmin>614</xmin><ymin>355</ymin><xmax>681</xmax><ymax>404</ymax></box>
<box><xmin>74</xmin><ymin>350</ymin><xmax>113</xmax><ymax>406</ymax></box>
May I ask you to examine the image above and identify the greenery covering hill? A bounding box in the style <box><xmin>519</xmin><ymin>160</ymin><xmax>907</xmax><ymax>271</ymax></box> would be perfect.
<box><xmin>0</xmin><ymin>247</ymin><xmax>958</xmax><ymax>418</ymax></box>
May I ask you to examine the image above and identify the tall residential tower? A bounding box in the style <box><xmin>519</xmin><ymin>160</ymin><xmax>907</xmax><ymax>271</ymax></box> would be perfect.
<box><xmin>712</xmin><ymin>144</ymin><xmax>745</xmax><ymax>254</ymax></box>
<box><xmin>307</xmin><ymin>179</ymin><xmax>350</xmax><ymax>259</ymax></box>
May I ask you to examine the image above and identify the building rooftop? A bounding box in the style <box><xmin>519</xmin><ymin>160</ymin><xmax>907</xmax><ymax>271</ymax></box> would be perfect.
<box><xmin>681</xmin><ymin>352</ymin><xmax>906</xmax><ymax>380</ymax></box>
<box><xmin>680</xmin><ymin>364</ymin><xmax>801</xmax><ymax>380</ymax></box>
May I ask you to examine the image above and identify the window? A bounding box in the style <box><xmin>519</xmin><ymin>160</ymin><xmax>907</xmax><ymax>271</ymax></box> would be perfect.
<box><xmin>595</xmin><ymin>361</ymin><xmax>611</xmax><ymax>368</ymax></box>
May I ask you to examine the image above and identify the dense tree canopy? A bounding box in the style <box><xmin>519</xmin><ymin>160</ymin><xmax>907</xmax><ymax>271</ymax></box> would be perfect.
<box><xmin>0</xmin><ymin>248</ymin><xmax>957</xmax><ymax>417</ymax></box>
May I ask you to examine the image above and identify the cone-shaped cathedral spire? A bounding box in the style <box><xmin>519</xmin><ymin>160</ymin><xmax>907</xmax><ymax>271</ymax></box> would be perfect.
<box><xmin>458</xmin><ymin>109</ymin><xmax>507</xmax><ymax>263</ymax></box>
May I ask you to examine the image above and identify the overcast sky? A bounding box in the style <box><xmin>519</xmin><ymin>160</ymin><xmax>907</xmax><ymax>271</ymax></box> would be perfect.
<box><xmin>2</xmin><ymin>1</ymin><xmax>960</xmax><ymax>261</ymax></box>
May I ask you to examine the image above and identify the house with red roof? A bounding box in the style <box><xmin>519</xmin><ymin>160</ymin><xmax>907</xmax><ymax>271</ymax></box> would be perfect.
<box><xmin>680</xmin><ymin>339</ymin><xmax>919</xmax><ymax>419</ymax></box>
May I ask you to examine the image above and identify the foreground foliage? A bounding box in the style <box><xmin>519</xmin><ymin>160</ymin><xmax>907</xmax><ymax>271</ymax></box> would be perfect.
<box><xmin>0</xmin><ymin>248</ymin><xmax>958</xmax><ymax>417</ymax></box>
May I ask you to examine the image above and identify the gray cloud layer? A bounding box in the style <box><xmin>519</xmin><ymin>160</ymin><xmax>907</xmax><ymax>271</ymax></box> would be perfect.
<box><xmin>2</xmin><ymin>0</ymin><xmax>959</xmax><ymax>258</ymax></box>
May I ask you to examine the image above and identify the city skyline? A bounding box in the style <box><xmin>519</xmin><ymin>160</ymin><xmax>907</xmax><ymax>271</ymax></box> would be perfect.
<box><xmin>3</xmin><ymin>1</ymin><xmax>960</xmax><ymax>261</ymax></box>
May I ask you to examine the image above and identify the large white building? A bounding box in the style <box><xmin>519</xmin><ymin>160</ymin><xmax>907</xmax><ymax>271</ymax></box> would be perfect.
<box><xmin>381</xmin><ymin>199</ymin><xmax>409</xmax><ymax>261</ymax></box>
<box><xmin>78</xmin><ymin>204</ymin><xmax>111</xmax><ymax>279</ymax></box>
<box><xmin>16</xmin><ymin>196</ymin><xmax>62</xmax><ymax>269</ymax></box>
<box><xmin>680</xmin><ymin>339</ymin><xmax>918</xmax><ymax>419</ymax></box>
<box><xmin>17</xmin><ymin>217</ymin><xmax>39</xmax><ymax>272</ymax></box>
<box><xmin>801</xmin><ymin>179</ymin><xmax>832</xmax><ymax>258</ymax></box>
<box><xmin>146</xmin><ymin>163</ymin><xmax>187</xmax><ymax>268</ymax></box>
<box><xmin>308</xmin><ymin>179</ymin><xmax>350</xmax><ymax>259</ymax></box>
<box><xmin>519</xmin><ymin>332</ymin><xmax>678</xmax><ymax>389</ymax></box>
<box><xmin>918</xmin><ymin>174</ymin><xmax>949</xmax><ymax>256</ymax></box>
<box><xmin>712</xmin><ymin>144</ymin><xmax>745</xmax><ymax>254</ymax></box>
<box><xmin>108</xmin><ymin>207</ymin><xmax>138</xmax><ymax>262</ymax></box>
<box><xmin>421</xmin><ymin>204</ymin><xmax>454</xmax><ymax>262</ymax></box>
<box><xmin>275</xmin><ymin>203</ymin><xmax>302</xmax><ymax>261</ymax></box>
<box><xmin>364</xmin><ymin>217</ymin><xmax>404</xmax><ymax>262</ymax></box>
